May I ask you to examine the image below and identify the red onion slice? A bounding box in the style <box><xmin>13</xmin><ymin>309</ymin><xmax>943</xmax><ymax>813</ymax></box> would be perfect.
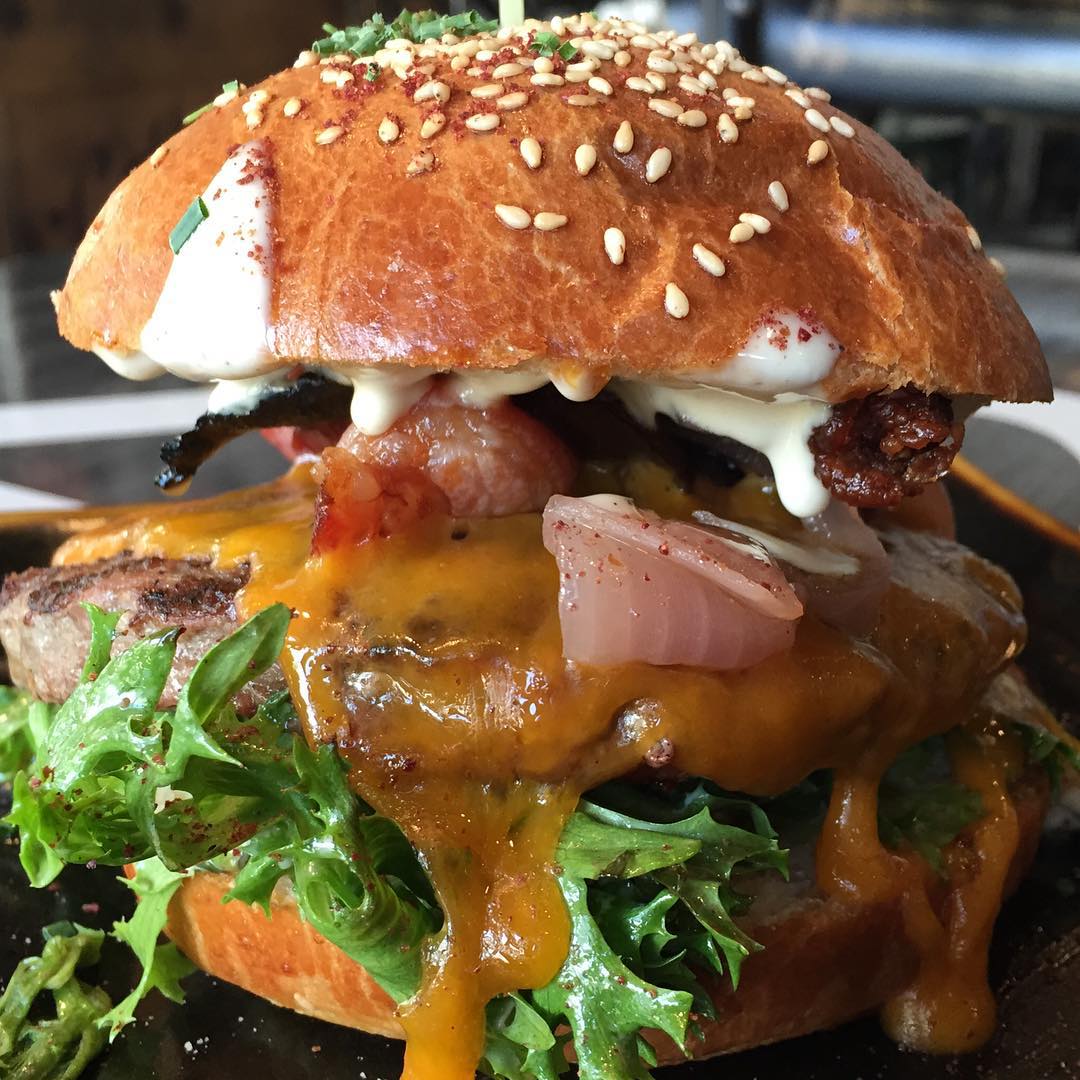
<box><xmin>542</xmin><ymin>495</ymin><xmax>802</xmax><ymax>670</ymax></box>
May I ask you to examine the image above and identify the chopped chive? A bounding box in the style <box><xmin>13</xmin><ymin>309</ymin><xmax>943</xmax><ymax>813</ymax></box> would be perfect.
<box><xmin>557</xmin><ymin>41</ymin><xmax>579</xmax><ymax>61</ymax></box>
<box><xmin>221</xmin><ymin>79</ymin><xmax>239</xmax><ymax>94</ymax></box>
<box><xmin>169</xmin><ymin>196</ymin><xmax>208</xmax><ymax>255</ymax></box>
<box><xmin>529</xmin><ymin>30</ymin><xmax>561</xmax><ymax>56</ymax></box>
<box><xmin>182</xmin><ymin>102</ymin><xmax>212</xmax><ymax>126</ymax></box>
<box><xmin>363</xmin><ymin>62</ymin><xmax>381</xmax><ymax>82</ymax></box>
<box><xmin>311</xmin><ymin>10</ymin><xmax>498</xmax><ymax>58</ymax></box>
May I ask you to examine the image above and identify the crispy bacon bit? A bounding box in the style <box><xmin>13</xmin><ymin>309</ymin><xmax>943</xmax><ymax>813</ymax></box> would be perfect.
<box><xmin>311</xmin><ymin>448</ymin><xmax>448</xmax><ymax>554</ymax></box>
<box><xmin>810</xmin><ymin>386</ymin><xmax>963</xmax><ymax>508</ymax></box>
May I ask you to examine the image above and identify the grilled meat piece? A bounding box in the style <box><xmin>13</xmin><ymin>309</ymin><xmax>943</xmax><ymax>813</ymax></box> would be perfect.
<box><xmin>0</xmin><ymin>554</ymin><xmax>285</xmax><ymax>710</ymax></box>
<box><xmin>810</xmin><ymin>387</ymin><xmax>963</xmax><ymax>508</ymax></box>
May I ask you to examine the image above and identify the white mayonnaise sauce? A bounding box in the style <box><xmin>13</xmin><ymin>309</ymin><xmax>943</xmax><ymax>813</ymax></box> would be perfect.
<box><xmin>615</xmin><ymin>382</ymin><xmax>832</xmax><ymax>519</ymax></box>
<box><xmin>693</xmin><ymin>311</ymin><xmax>842</xmax><ymax>395</ymax></box>
<box><xmin>206</xmin><ymin>369</ymin><xmax>291</xmax><ymax>414</ymax></box>
<box><xmin>92</xmin><ymin>345</ymin><xmax>166</xmax><ymax>381</ymax></box>
<box><xmin>140</xmin><ymin>140</ymin><xmax>277</xmax><ymax>381</ymax></box>
<box><xmin>693</xmin><ymin>511</ymin><xmax>860</xmax><ymax>576</ymax></box>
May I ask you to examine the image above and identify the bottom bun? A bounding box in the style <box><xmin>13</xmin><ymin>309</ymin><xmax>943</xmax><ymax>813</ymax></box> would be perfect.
<box><xmin>156</xmin><ymin>772</ymin><xmax>1048</xmax><ymax>1064</ymax></box>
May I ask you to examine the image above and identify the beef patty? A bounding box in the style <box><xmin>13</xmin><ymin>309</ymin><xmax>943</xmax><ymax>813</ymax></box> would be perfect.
<box><xmin>0</xmin><ymin>554</ymin><xmax>285</xmax><ymax>710</ymax></box>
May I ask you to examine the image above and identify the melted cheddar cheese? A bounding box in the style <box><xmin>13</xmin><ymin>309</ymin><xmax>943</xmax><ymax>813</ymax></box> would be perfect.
<box><xmin>55</xmin><ymin>465</ymin><xmax>1034</xmax><ymax>1074</ymax></box>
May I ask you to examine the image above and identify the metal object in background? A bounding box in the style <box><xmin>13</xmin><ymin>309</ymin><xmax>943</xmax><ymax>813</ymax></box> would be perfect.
<box><xmin>761</xmin><ymin>1</ymin><xmax>1080</xmax><ymax>112</ymax></box>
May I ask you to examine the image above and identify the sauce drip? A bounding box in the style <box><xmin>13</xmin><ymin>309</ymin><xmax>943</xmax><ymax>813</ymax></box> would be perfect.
<box><xmin>55</xmin><ymin>465</ymin><xmax>1031</xmax><ymax>1073</ymax></box>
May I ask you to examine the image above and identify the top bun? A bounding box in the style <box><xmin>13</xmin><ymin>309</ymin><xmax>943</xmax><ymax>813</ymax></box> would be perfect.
<box><xmin>56</xmin><ymin>12</ymin><xmax>1050</xmax><ymax>403</ymax></box>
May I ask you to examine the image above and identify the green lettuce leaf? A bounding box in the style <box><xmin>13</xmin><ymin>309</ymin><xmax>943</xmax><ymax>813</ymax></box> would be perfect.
<box><xmin>0</xmin><ymin>687</ymin><xmax>38</xmax><ymax>786</ymax></box>
<box><xmin>100</xmin><ymin>859</ymin><xmax>194</xmax><ymax>1037</ymax></box>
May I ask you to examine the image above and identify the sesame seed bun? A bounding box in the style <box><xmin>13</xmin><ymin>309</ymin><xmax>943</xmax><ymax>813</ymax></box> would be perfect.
<box><xmin>152</xmin><ymin>769</ymin><xmax>1048</xmax><ymax>1064</ymax></box>
<box><xmin>56</xmin><ymin>22</ymin><xmax>1050</xmax><ymax>403</ymax></box>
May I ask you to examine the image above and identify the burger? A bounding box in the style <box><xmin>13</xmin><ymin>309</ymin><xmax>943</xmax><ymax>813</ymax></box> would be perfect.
<box><xmin>0</xmin><ymin>10</ymin><xmax>1076</xmax><ymax>1080</ymax></box>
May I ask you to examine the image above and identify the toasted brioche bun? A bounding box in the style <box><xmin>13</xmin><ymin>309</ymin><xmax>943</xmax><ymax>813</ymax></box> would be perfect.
<box><xmin>154</xmin><ymin>771</ymin><xmax>1048</xmax><ymax>1064</ymax></box>
<box><xmin>57</xmin><ymin>21</ymin><xmax>1048</xmax><ymax>403</ymax></box>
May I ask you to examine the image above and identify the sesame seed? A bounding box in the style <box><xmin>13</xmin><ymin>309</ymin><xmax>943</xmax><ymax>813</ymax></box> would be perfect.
<box><xmin>768</xmin><ymin>180</ymin><xmax>789</xmax><ymax>212</ymax></box>
<box><xmin>575</xmin><ymin>143</ymin><xmax>598</xmax><ymax>176</ymax></box>
<box><xmin>966</xmin><ymin>224</ymin><xmax>983</xmax><ymax>251</ymax></box>
<box><xmin>729</xmin><ymin>221</ymin><xmax>755</xmax><ymax>243</ymax></box>
<box><xmin>213</xmin><ymin>87</ymin><xmax>239</xmax><ymax>107</ymax></box>
<box><xmin>784</xmin><ymin>88</ymin><xmax>812</xmax><ymax>109</ymax></box>
<box><xmin>294</xmin><ymin>49</ymin><xmax>319</xmax><ymax>68</ymax></box>
<box><xmin>466</xmin><ymin>112</ymin><xmax>500</xmax><ymax>132</ymax></box>
<box><xmin>406</xmin><ymin>150</ymin><xmax>435</xmax><ymax>177</ymax></box>
<box><xmin>149</xmin><ymin>145</ymin><xmax>168</xmax><ymax>167</ymax></box>
<box><xmin>246</xmin><ymin>89</ymin><xmax>271</xmax><ymax>107</ymax></box>
<box><xmin>613</xmin><ymin>120</ymin><xmax>634</xmax><ymax>153</ymax></box>
<box><xmin>761</xmin><ymin>64</ymin><xmax>788</xmax><ymax>84</ymax></box>
<box><xmin>378</xmin><ymin>116</ymin><xmax>400</xmax><ymax>144</ymax></box>
<box><xmin>989</xmin><ymin>256</ymin><xmax>1007</xmax><ymax>277</ymax></box>
<box><xmin>829</xmin><ymin>116</ymin><xmax>855</xmax><ymax>138</ymax></box>
<box><xmin>588</xmin><ymin>76</ymin><xmax>614</xmax><ymax>95</ymax></box>
<box><xmin>283</xmin><ymin>96</ymin><xmax>302</xmax><ymax>118</ymax></box>
<box><xmin>649</xmin><ymin>98</ymin><xmax>684</xmax><ymax>119</ymax></box>
<box><xmin>807</xmin><ymin>139</ymin><xmax>830</xmax><ymax>164</ymax></box>
<box><xmin>420</xmin><ymin>111</ymin><xmax>446</xmax><ymax>138</ymax></box>
<box><xmin>739</xmin><ymin>212</ymin><xmax>771</xmax><ymax>234</ymax></box>
<box><xmin>450</xmin><ymin>54</ymin><xmax>469</xmax><ymax>71</ymax></box>
<box><xmin>495</xmin><ymin>204</ymin><xmax>531</xmax><ymax>230</ymax></box>
<box><xmin>741</xmin><ymin>68</ymin><xmax>768</xmax><ymax>83</ymax></box>
<box><xmin>244</xmin><ymin>107</ymin><xmax>263</xmax><ymax>130</ymax></box>
<box><xmin>414</xmin><ymin>80</ymin><xmax>451</xmax><ymax>104</ymax></box>
<box><xmin>804</xmin><ymin>108</ymin><xmax>831</xmax><ymax>133</ymax></box>
<box><xmin>493</xmin><ymin>62</ymin><xmax>526</xmax><ymax>79</ymax></box>
<box><xmin>645</xmin><ymin>146</ymin><xmax>672</xmax><ymax>182</ymax></box>
<box><xmin>564</xmin><ymin>69</ymin><xmax>591</xmax><ymax>84</ymax></box>
<box><xmin>315</xmin><ymin>126</ymin><xmax>344</xmax><ymax>146</ymax></box>
<box><xmin>471</xmin><ymin>83</ymin><xmax>502</xmax><ymax>98</ymax></box>
<box><xmin>625</xmin><ymin>76</ymin><xmax>656</xmax><ymax>95</ymax></box>
<box><xmin>550</xmin><ymin>14</ymin><xmax>565</xmax><ymax>34</ymax></box>
<box><xmin>717</xmin><ymin>113</ymin><xmax>739</xmax><ymax>142</ymax></box>
<box><xmin>692</xmin><ymin>243</ymin><xmax>725</xmax><ymax>277</ymax></box>
<box><xmin>566</xmin><ymin>94</ymin><xmax>599</xmax><ymax>107</ymax></box>
<box><xmin>727</xmin><ymin>95</ymin><xmax>755</xmax><ymax>108</ymax></box>
<box><xmin>805</xmin><ymin>87</ymin><xmax>831</xmax><ymax>101</ymax></box>
<box><xmin>647</xmin><ymin>56</ymin><xmax>678</xmax><ymax>74</ymax></box>
<box><xmin>733</xmin><ymin>105</ymin><xmax>753</xmax><ymax>121</ymax></box>
<box><xmin>678</xmin><ymin>74</ymin><xmax>708</xmax><ymax>96</ymax></box>
<box><xmin>677</xmin><ymin>109</ymin><xmax>707</xmax><ymax>128</ymax></box>
<box><xmin>533</xmin><ymin>56</ymin><xmax>555</xmax><ymax>74</ymax></box>
<box><xmin>519</xmin><ymin>137</ymin><xmax>543</xmax><ymax>169</ymax></box>
<box><xmin>604</xmin><ymin>227</ymin><xmax>626</xmax><ymax>265</ymax></box>
<box><xmin>534</xmin><ymin>212</ymin><xmax>568</xmax><ymax>231</ymax></box>
<box><xmin>665</xmin><ymin>282</ymin><xmax>690</xmax><ymax>318</ymax></box>
<box><xmin>645</xmin><ymin>72</ymin><xmax>669</xmax><ymax>91</ymax></box>
<box><xmin>531</xmin><ymin>73</ymin><xmax>566</xmax><ymax>87</ymax></box>
<box><xmin>631</xmin><ymin>33</ymin><xmax>659</xmax><ymax>48</ymax></box>
<box><xmin>497</xmin><ymin>91</ymin><xmax>528</xmax><ymax>111</ymax></box>
<box><xmin>614</xmin><ymin>49</ymin><xmax>632</xmax><ymax>67</ymax></box>
<box><xmin>566</xmin><ymin>60</ymin><xmax>598</xmax><ymax>74</ymax></box>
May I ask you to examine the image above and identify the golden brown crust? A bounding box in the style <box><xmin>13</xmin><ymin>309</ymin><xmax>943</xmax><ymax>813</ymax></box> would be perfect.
<box><xmin>57</xmin><ymin>23</ymin><xmax>1049</xmax><ymax>403</ymax></box>
<box><xmin>155</xmin><ymin>771</ymin><xmax>1047</xmax><ymax>1063</ymax></box>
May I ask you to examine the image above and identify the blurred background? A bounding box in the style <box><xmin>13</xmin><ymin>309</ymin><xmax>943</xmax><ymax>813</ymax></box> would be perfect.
<box><xmin>0</xmin><ymin>0</ymin><xmax>1078</xmax><ymax>522</ymax></box>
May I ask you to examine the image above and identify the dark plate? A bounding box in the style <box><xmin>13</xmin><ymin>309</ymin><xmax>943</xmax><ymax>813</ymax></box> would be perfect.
<box><xmin>1</xmin><ymin>474</ymin><xmax>1078</xmax><ymax>1080</ymax></box>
